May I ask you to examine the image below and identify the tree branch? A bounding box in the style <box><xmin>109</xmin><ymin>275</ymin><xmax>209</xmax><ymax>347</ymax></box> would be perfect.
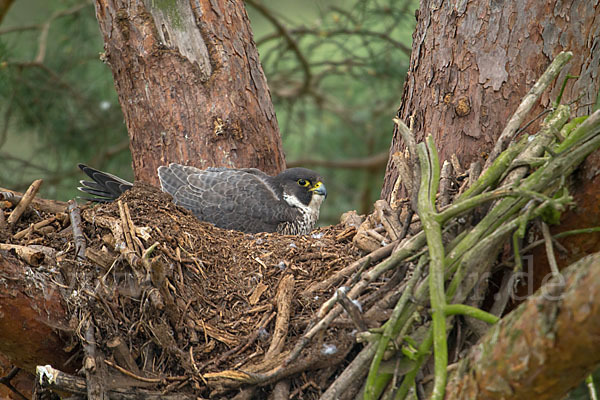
<box><xmin>445</xmin><ymin>251</ymin><xmax>600</xmax><ymax>400</ymax></box>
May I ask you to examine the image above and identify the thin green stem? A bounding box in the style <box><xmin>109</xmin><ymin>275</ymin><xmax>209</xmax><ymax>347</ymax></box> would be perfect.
<box><xmin>416</xmin><ymin>136</ymin><xmax>447</xmax><ymax>400</ymax></box>
<box><xmin>443</xmin><ymin>304</ymin><xmax>499</xmax><ymax>324</ymax></box>
<box><xmin>364</xmin><ymin>256</ymin><xmax>427</xmax><ymax>399</ymax></box>
<box><xmin>394</xmin><ymin>330</ymin><xmax>433</xmax><ymax>400</ymax></box>
<box><xmin>438</xmin><ymin>185</ymin><xmax>566</xmax><ymax>224</ymax></box>
<box><xmin>460</xmin><ymin>136</ymin><xmax>527</xmax><ymax>199</ymax></box>
<box><xmin>586</xmin><ymin>374</ymin><xmax>598</xmax><ymax>400</ymax></box>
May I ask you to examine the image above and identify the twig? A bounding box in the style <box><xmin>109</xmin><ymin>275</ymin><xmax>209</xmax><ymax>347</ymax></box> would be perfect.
<box><xmin>0</xmin><ymin>186</ymin><xmax>67</xmax><ymax>214</ymax></box>
<box><xmin>118</xmin><ymin>200</ymin><xmax>135</xmax><ymax>254</ymax></box>
<box><xmin>7</xmin><ymin>179</ymin><xmax>42</xmax><ymax>226</ymax></box>
<box><xmin>399</xmin><ymin>208</ymin><xmax>414</xmax><ymax>240</ymax></box>
<box><xmin>586</xmin><ymin>374</ymin><xmax>598</xmax><ymax>400</ymax></box>
<box><xmin>106</xmin><ymin>336</ymin><xmax>141</xmax><ymax>376</ymax></box>
<box><xmin>83</xmin><ymin>322</ymin><xmax>106</xmax><ymax>400</ymax></box>
<box><xmin>363</xmin><ymin>255</ymin><xmax>427</xmax><ymax>399</ymax></box>
<box><xmin>374</xmin><ymin>200</ymin><xmax>402</xmax><ymax>241</ymax></box>
<box><xmin>450</xmin><ymin>154</ymin><xmax>463</xmax><ymax>175</ymax></box>
<box><xmin>443</xmin><ymin>304</ymin><xmax>499</xmax><ymax>324</ymax></box>
<box><xmin>246</xmin><ymin>0</ymin><xmax>311</xmax><ymax>94</ymax></box>
<box><xmin>0</xmin><ymin>367</ymin><xmax>28</xmax><ymax>400</ymax></box>
<box><xmin>336</xmin><ymin>288</ymin><xmax>367</xmax><ymax>332</ymax></box>
<box><xmin>287</xmin><ymin>232</ymin><xmax>427</xmax><ymax>370</ymax></box>
<box><xmin>439</xmin><ymin>160</ymin><xmax>454</xmax><ymax>208</ymax></box>
<box><xmin>366</xmin><ymin>228</ymin><xmax>387</xmax><ymax>244</ymax></box>
<box><xmin>541</xmin><ymin>221</ymin><xmax>561</xmax><ymax>277</ymax></box>
<box><xmin>104</xmin><ymin>360</ymin><xmax>162</xmax><ymax>383</ymax></box>
<box><xmin>36</xmin><ymin>364</ymin><xmax>193</xmax><ymax>399</ymax></box>
<box><xmin>393</xmin><ymin>117</ymin><xmax>420</xmax><ymax>213</ymax></box>
<box><xmin>0</xmin><ymin>243</ymin><xmax>45</xmax><ymax>266</ymax></box>
<box><xmin>301</xmin><ymin>242</ymin><xmax>394</xmax><ymax>298</ymax></box>
<box><xmin>266</xmin><ymin>275</ymin><xmax>295</xmax><ymax>357</ymax></box>
<box><xmin>320</xmin><ymin>343</ymin><xmax>377</xmax><ymax>400</ymax></box>
<box><xmin>68</xmin><ymin>200</ymin><xmax>86</xmax><ymax>261</ymax></box>
<box><xmin>415</xmin><ymin>136</ymin><xmax>447</xmax><ymax>400</ymax></box>
<box><xmin>12</xmin><ymin>216</ymin><xmax>56</xmax><ymax>240</ymax></box>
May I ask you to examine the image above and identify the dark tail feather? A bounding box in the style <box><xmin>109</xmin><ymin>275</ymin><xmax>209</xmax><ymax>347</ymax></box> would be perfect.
<box><xmin>78</xmin><ymin>164</ymin><xmax>133</xmax><ymax>202</ymax></box>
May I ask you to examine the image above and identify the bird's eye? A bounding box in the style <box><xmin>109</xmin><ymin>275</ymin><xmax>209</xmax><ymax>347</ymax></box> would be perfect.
<box><xmin>297</xmin><ymin>179</ymin><xmax>310</xmax><ymax>187</ymax></box>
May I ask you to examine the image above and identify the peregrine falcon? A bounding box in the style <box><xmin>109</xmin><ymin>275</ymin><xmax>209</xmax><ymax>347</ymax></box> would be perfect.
<box><xmin>78</xmin><ymin>163</ymin><xmax>327</xmax><ymax>235</ymax></box>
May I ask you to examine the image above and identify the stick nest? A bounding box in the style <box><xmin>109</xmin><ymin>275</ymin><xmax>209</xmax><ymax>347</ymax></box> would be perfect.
<box><xmin>7</xmin><ymin>182</ymin><xmax>364</xmax><ymax>397</ymax></box>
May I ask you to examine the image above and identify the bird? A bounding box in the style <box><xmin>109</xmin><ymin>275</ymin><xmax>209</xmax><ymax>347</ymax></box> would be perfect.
<box><xmin>78</xmin><ymin>163</ymin><xmax>327</xmax><ymax>235</ymax></box>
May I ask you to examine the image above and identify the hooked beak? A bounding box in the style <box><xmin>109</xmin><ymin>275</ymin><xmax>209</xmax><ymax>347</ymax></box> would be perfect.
<box><xmin>310</xmin><ymin>181</ymin><xmax>327</xmax><ymax>198</ymax></box>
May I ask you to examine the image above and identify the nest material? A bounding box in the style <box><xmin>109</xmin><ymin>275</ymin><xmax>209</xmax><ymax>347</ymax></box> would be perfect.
<box><xmin>3</xmin><ymin>182</ymin><xmax>368</xmax><ymax>398</ymax></box>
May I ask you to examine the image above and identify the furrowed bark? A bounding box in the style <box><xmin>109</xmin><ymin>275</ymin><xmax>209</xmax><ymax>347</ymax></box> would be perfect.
<box><xmin>93</xmin><ymin>0</ymin><xmax>286</xmax><ymax>182</ymax></box>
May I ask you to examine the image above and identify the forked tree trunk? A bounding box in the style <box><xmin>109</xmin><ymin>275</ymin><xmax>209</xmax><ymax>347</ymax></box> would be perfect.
<box><xmin>94</xmin><ymin>0</ymin><xmax>286</xmax><ymax>183</ymax></box>
<box><xmin>381</xmin><ymin>0</ymin><xmax>600</xmax><ymax>199</ymax></box>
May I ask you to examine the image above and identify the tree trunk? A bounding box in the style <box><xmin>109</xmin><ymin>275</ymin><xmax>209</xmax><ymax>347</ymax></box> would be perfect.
<box><xmin>380</xmin><ymin>0</ymin><xmax>600</xmax><ymax>299</ymax></box>
<box><xmin>381</xmin><ymin>0</ymin><xmax>600</xmax><ymax>200</ymax></box>
<box><xmin>94</xmin><ymin>0</ymin><xmax>286</xmax><ymax>184</ymax></box>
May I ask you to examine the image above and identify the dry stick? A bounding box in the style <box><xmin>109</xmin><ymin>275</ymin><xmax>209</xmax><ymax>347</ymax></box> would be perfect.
<box><xmin>198</xmin><ymin>312</ymin><xmax>276</xmax><ymax>372</ymax></box>
<box><xmin>366</xmin><ymin>228</ymin><xmax>387</xmax><ymax>244</ymax></box>
<box><xmin>104</xmin><ymin>360</ymin><xmax>161</xmax><ymax>383</ymax></box>
<box><xmin>399</xmin><ymin>208</ymin><xmax>414</xmax><ymax>240</ymax></box>
<box><xmin>68</xmin><ymin>200</ymin><xmax>86</xmax><ymax>261</ymax></box>
<box><xmin>13</xmin><ymin>216</ymin><xmax>56</xmax><ymax>240</ymax></box>
<box><xmin>266</xmin><ymin>275</ymin><xmax>295</xmax><ymax>400</ymax></box>
<box><xmin>7</xmin><ymin>179</ymin><xmax>42</xmax><ymax>226</ymax></box>
<box><xmin>267</xmin><ymin>275</ymin><xmax>295</xmax><ymax>357</ymax></box>
<box><xmin>467</xmin><ymin>161</ymin><xmax>482</xmax><ymax>188</ymax></box>
<box><xmin>0</xmin><ymin>243</ymin><xmax>45</xmax><ymax>266</ymax></box>
<box><xmin>336</xmin><ymin>288</ymin><xmax>367</xmax><ymax>332</ymax></box>
<box><xmin>0</xmin><ymin>204</ymin><xmax>7</xmax><ymax>231</ymax></box>
<box><xmin>0</xmin><ymin>367</ymin><xmax>28</xmax><ymax>400</ymax></box>
<box><xmin>83</xmin><ymin>322</ymin><xmax>106</xmax><ymax>400</ymax></box>
<box><xmin>123</xmin><ymin>201</ymin><xmax>145</xmax><ymax>255</ymax></box>
<box><xmin>36</xmin><ymin>365</ymin><xmax>193</xmax><ymax>399</ymax></box>
<box><xmin>393</xmin><ymin>117</ymin><xmax>420</xmax><ymax>214</ymax></box>
<box><xmin>117</xmin><ymin>200</ymin><xmax>135</xmax><ymax>252</ymax></box>
<box><xmin>0</xmin><ymin>186</ymin><xmax>67</xmax><ymax>214</ymax></box>
<box><xmin>301</xmin><ymin>242</ymin><xmax>395</xmax><ymax>298</ymax></box>
<box><xmin>484</xmin><ymin>51</ymin><xmax>573</xmax><ymax>169</ymax></box>
<box><xmin>319</xmin><ymin>343</ymin><xmax>376</xmax><ymax>400</ymax></box>
<box><xmin>106</xmin><ymin>336</ymin><xmax>141</xmax><ymax>376</ymax></box>
<box><xmin>439</xmin><ymin>160</ymin><xmax>454</xmax><ymax>208</ymax></box>
<box><xmin>450</xmin><ymin>154</ymin><xmax>463</xmax><ymax>175</ymax></box>
<box><xmin>287</xmin><ymin>232</ymin><xmax>426</xmax><ymax>368</ymax></box>
<box><xmin>374</xmin><ymin>200</ymin><xmax>402</xmax><ymax>241</ymax></box>
<box><xmin>541</xmin><ymin>221</ymin><xmax>561</xmax><ymax>277</ymax></box>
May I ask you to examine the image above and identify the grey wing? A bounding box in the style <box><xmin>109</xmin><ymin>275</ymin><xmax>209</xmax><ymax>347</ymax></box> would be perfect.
<box><xmin>158</xmin><ymin>164</ymin><xmax>300</xmax><ymax>233</ymax></box>
<box><xmin>157</xmin><ymin>163</ymin><xmax>204</xmax><ymax>196</ymax></box>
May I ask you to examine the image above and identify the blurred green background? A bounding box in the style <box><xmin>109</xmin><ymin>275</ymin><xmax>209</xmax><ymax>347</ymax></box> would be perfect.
<box><xmin>0</xmin><ymin>0</ymin><xmax>416</xmax><ymax>225</ymax></box>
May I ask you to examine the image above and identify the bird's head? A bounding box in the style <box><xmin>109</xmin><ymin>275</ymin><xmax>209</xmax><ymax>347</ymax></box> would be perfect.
<box><xmin>276</xmin><ymin>168</ymin><xmax>327</xmax><ymax>212</ymax></box>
